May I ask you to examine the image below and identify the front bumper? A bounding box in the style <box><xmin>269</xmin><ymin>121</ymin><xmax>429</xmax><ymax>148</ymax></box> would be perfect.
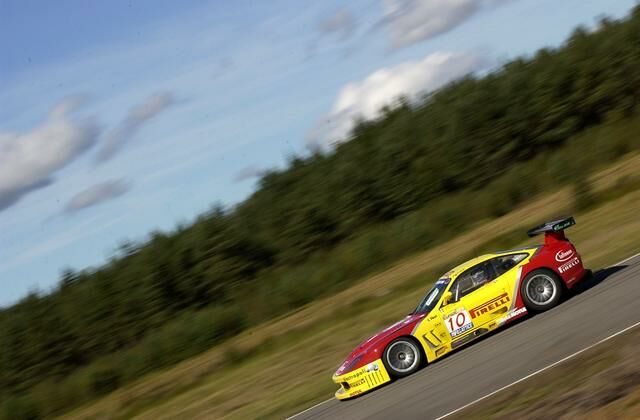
<box><xmin>332</xmin><ymin>359</ymin><xmax>391</xmax><ymax>400</ymax></box>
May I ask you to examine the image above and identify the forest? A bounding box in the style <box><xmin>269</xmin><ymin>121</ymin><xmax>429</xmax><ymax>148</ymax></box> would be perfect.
<box><xmin>1</xmin><ymin>7</ymin><xmax>639</xmax><ymax>418</ymax></box>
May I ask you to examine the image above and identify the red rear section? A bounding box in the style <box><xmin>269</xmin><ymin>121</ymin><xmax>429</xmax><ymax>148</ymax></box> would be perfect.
<box><xmin>532</xmin><ymin>230</ymin><xmax>587</xmax><ymax>288</ymax></box>
<box><xmin>508</xmin><ymin>229</ymin><xmax>588</xmax><ymax>319</ymax></box>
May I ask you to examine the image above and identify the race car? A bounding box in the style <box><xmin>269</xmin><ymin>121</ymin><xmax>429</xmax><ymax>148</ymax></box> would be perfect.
<box><xmin>332</xmin><ymin>217</ymin><xmax>591</xmax><ymax>400</ymax></box>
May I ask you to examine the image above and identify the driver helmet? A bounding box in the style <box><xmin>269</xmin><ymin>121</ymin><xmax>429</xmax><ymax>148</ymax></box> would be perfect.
<box><xmin>471</xmin><ymin>269</ymin><xmax>487</xmax><ymax>284</ymax></box>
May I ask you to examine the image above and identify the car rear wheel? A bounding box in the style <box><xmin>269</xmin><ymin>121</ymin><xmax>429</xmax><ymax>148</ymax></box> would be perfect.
<box><xmin>521</xmin><ymin>269</ymin><xmax>563</xmax><ymax>312</ymax></box>
<box><xmin>383</xmin><ymin>338</ymin><xmax>421</xmax><ymax>378</ymax></box>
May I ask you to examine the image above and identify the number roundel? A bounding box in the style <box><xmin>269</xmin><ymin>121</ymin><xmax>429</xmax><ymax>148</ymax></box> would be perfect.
<box><xmin>445</xmin><ymin>309</ymin><xmax>473</xmax><ymax>337</ymax></box>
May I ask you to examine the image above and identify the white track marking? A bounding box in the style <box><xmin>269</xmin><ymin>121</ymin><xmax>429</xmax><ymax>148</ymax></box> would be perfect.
<box><xmin>434</xmin><ymin>319</ymin><xmax>640</xmax><ymax>420</ymax></box>
<box><xmin>614</xmin><ymin>251</ymin><xmax>640</xmax><ymax>266</ymax></box>
<box><xmin>288</xmin><ymin>252</ymin><xmax>640</xmax><ymax>420</ymax></box>
<box><xmin>286</xmin><ymin>398</ymin><xmax>333</xmax><ymax>419</ymax></box>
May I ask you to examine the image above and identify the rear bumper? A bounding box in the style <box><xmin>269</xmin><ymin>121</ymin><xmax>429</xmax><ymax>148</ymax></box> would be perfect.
<box><xmin>333</xmin><ymin>359</ymin><xmax>391</xmax><ymax>400</ymax></box>
<box><xmin>571</xmin><ymin>267</ymin><xmax>593</xmax><ymax>288</ymax></box>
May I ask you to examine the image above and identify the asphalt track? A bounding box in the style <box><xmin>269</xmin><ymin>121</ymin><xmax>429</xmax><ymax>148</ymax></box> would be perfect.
<box><xmin>289</xmin><ymin>252</ymin><xmax>640</xmax><ymax>420</ymax></box>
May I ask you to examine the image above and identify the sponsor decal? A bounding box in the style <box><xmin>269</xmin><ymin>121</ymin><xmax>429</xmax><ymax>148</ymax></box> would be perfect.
<box><xmin>342</xmin><ymin>368</ymin><xmax>367</xmax><ymax>381</ymax></box>
<box><xmin>352</xmin><ymin>378</ymin><xmax>366</xmax><ymax>387</ymax></box>
<box><xmin>436</xmin><ymin>278</ymin><xmax>451</xmax><ymax>286</ymax></box>
<box><xmin>553</xmin><ymin>219</ymin><xmax>574</xmax><ymax>231</ymax></box>
<box><xmin>469</xmin><ymin>293</ymin><xmax>510</xmax><ymax>319</ymax></box>
<box><xmin>558</xmin><ymin>256</ymin><xmax>580</xmax><ymax>273</ymax></box>
<box><xmin>342</xmin><ymin>363</ymin><xmax>384</xmax><ymax>388</ymax></box>
<box><xmin>555</xmin><ymin>249</ymin><xmax>574</xmax><ymax>262</ymax></box>
<box><xmin>450</xmin><ymin>322</ymin><xmax>473</xmax><ymax>337</ymax></box>
<box><xmin>503</xmin><ymin>307</ymin><xmax>527</xmax><ymax>322</ymax></box>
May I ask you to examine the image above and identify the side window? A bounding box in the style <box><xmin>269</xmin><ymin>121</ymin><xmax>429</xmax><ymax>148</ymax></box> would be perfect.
<box><xmin>491</xmin><ymin>253</ymin><xmax>528</xmax><ymax>277</ymax></box>
<box><xmin>451</xmin><ymin>262</ymin><xmax>494</xmax><ymax>302</ymax></box>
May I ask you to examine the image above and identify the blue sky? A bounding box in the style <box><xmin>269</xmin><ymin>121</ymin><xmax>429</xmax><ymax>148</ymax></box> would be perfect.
<box><xmin>0</xmin><ymin>0</ymin><xmax>635</xmax><ymax>306</ymax></box>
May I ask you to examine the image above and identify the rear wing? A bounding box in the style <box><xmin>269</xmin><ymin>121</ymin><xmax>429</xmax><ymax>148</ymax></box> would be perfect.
<box><xmin>527</xmin><ymin>217</ymin><xmax>575</xmax><ymax>244</ymax></box>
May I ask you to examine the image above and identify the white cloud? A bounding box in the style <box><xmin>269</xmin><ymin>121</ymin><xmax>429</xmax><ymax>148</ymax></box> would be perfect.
<box><xmin>64</xmin><ymin>179</ymin><xmax>131</xmax><ymax>213</ymax></box>
<box><xmin>318</xmin><ymin>8</ymin><xmax>357</xmax><ymax>40</ymax></box>
<box><xmin>233</xmin><ymin>165</ymin><xmax>263</xmax><ymax>183</ymax></box>
<box><xmin>96</xmin><ymin>92</ymin><xmax>175</xmax><ymax>163</ymax></box>
<box><xmin>0</xmin><ymin>97</ymin><xmax>99</xmax><ymax>211</ymax></box>
<box><xmin>382</xmin><ymin>0</ymin><xmax>511</xmax><ymax>49</ymax></box>
<box><xmin>309</xmin><ymin>52</ymin><xmax>484</xmax><ymax>147</ymax></box>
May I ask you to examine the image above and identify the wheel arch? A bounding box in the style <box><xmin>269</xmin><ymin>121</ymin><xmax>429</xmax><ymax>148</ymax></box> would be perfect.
<box><xmin>525</xmin><ymin>266</ymin><xmax>569</xmax><ymax>291</ymax></box>
<box><xmin>519</xmin><ymin>267</ymin><xmax>565</xmax><ymax>313</ymax></box>
<box><xmin>384</xmin><ymin>335</ymin><xmax>427</xmax><ymax>368</ymax></box>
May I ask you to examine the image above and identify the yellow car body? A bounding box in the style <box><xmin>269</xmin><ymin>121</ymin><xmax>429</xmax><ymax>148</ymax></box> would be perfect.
<box><xmin>333</xmin><ymin>359</ymin><xmax>392</xmax><ymax>399</ymax></box>
<box><xmin>412</xmin><ymin>249</ymin><xmax>535</xmax><ymax>364</ymax></box>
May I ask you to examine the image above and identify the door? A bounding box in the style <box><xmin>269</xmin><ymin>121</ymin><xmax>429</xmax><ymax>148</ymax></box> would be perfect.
<box><xmin>440</xmin><ymin>261</ymin><xmax>509</xmax><ymax>342</ymax></box>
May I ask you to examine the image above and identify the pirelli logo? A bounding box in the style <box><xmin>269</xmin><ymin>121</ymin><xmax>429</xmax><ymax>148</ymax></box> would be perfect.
<box><xmin>470</xmin><ymin>293</ymin><xmax>510</xmax><ymax>319</ymax></box>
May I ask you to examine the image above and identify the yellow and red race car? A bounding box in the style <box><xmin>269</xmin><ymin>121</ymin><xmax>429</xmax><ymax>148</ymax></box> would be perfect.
<box><xmin>333</xmin><ymin>217</ymin><xmax>591</xmax><ymax>400</ymax></box>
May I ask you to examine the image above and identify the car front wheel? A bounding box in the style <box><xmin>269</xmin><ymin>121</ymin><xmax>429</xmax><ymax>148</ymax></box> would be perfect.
<box><xmin>383</xmin><ymin>338</ymin><xmax>422</xmax><ymax>378</ymax></box>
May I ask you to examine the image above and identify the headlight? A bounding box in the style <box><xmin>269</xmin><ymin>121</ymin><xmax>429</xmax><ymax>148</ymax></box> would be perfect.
<box><xmin>366</xmin><ymin>362</ymin><xmax>379</xmax><ymax>372</ymax></box>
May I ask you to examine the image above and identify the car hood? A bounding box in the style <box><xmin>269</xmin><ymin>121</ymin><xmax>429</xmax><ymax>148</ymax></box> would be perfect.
<box><xmin>335</xmin><ymin>312</ymin><xmax>426</xmax><ymax>376</ymax></box>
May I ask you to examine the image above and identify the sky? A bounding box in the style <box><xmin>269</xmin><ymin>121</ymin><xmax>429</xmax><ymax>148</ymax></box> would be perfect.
<box><xmin>0</xmin><ymin>0</ymin><xmax>636</xmax><ymax>306</ymax></box>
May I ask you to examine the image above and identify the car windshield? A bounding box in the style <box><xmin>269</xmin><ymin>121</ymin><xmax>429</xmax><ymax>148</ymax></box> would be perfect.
<box><xmin>413</xmin><ymin>278</ymin><xmax>450</xmax><ymax>314</ymax></box>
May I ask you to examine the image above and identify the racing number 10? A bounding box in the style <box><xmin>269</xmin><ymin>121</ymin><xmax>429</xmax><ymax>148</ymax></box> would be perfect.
<box><xmin>447</xmin><ymin>312</ymin><xmax>467</xmax><ymax>331</ymax></box>
<box><xmin>444</xmin><ymin>309</ymin><xmax>473</xmax><ymax>337</ymax></box>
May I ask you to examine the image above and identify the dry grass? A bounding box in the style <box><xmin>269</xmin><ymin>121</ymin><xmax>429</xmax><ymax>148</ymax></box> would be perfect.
<box><xmin>590</xmin><ymin>152</ymin><xmax>640</xmax><ymax>191</ymax></box>
<box><xmin>63</xmin><ymin>153</ymin><xmax>640</xmax><ymax>420</ymax></box>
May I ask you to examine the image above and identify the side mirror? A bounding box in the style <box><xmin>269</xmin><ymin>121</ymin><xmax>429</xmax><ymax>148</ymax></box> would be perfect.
<box><xmin>442</xmin><ymin>291</ymin><xmax>453</xmax><ymax>306</ymax></box>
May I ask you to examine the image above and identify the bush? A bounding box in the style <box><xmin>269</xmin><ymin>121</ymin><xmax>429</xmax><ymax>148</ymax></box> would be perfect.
<box><xmin>573</xmin><ymin>176</ymin><xmax>595</xmax><ymax>210</ymax></box>
<box><xmin>28</xmin><ymin>378</ymin><xmax>87</xmax><ymax>417</ymax></box>
<box><xmin>87</xmin><ymin>365</ymin><xmax>121</xmax><ymax>396</ymax></box>
<box><xmin>222</xmin><ymin>345</ymin><xmax>256</xmax><ymax>366</ymax></box>
<box><xmin>1</xmin><ymin>395</ymin><xmax>41</xmax><ymax>420</ymax></box>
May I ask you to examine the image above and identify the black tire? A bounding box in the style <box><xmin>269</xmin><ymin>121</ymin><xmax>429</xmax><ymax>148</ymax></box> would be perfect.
<box><xmin>382</xmin><ymin>337</ymin><xmax>422</xmax><ymax>378</ymax></box>
<box><xmin>520</xmin><ymin>268</ymin><xmax>563</xmax><ymax>313</ymax></box>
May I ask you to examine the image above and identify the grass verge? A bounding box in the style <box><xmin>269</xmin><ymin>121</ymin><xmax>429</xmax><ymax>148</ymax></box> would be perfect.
<box><xmin>452</xmin><ymin>325</ymin><xmax>640</xmax><ymax>420</ymax></box>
